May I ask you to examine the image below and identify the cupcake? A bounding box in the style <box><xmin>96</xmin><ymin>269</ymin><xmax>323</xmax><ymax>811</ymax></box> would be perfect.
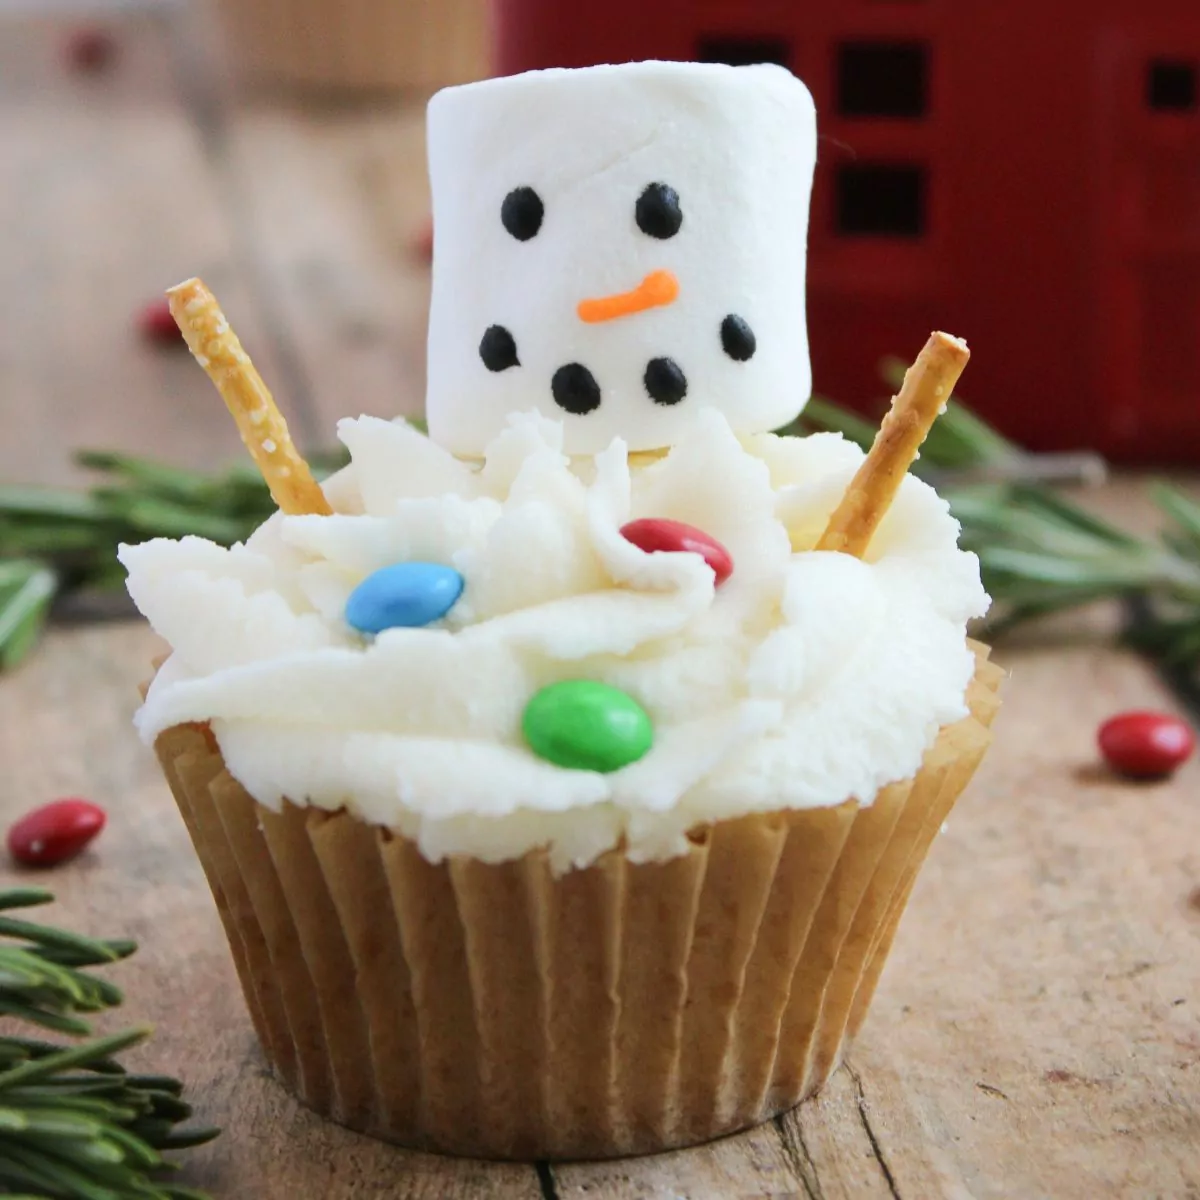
<box><xmin>121</xmin><ymin>62</ymin><xmax>1001</xmax><ymax>1160</ymax></box>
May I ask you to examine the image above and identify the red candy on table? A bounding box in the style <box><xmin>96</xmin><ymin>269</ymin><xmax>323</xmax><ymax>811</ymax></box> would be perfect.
<box><xmin>620</xmin><ymin>518</ymin><xmax>733</xmax><ymax>585</ymax></box>
<box><xmin>137</xmin><ymin>296</ymin><xmax>184</xmax><ymax>346</ymax></box>
<box><xmin>412</xmin><ymin>217</ymin><xmax>434</xmax><ymax>263</ymax></box>
<box><xmin>65</xmin><ymin>27</ymin><xmax>117</xmax><ymax>73</ymax></box>
<box><xmin>7</xmin><ymin>798</ymin><xmax>107</xmax><ymax>868</ymax></box>
<box><xmin>1097</xmin><ymin>710</ymin><xmax>1195</xmax><ymax>780</ymax></box>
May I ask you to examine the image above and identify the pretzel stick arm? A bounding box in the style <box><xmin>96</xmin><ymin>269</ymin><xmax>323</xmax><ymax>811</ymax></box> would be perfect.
<box><xmin>166</xmin><ymin>278</ymin><xmax>331</xmax><ymax>517</ymax></box>
<box><xmin>817</xmin><ymin>331</ymin><xmax>970</xmax><ymax>558</ymax></box>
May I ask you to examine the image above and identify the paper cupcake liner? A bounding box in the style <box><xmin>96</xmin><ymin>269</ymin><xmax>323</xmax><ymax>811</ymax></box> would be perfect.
<box><xmin>212</xmin><ymin>0</ymin><xmax>490</xmax><ymax>92</ymax></box>
<box><xmin>152</xmin><ymin>642</ymin><xmax>1002</xmax><ymax>1160</ymax></box>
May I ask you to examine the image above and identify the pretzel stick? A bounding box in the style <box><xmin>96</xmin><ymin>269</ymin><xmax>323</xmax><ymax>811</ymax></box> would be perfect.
<box><xmin>166</xmin><ymin>278</ymin><xmax>331</xmax><ymax>517</ymax></box>
<box><xmin>817</xmin><ymin>331</ymin><xmax>970</xmax><ymax>557</ymax></box>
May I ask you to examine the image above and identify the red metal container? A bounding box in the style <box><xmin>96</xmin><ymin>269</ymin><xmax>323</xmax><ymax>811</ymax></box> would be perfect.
<box><xmin>492</xmin><ymin>1</ymin><xmax>1200</xmax><ymax>463</ymax></box>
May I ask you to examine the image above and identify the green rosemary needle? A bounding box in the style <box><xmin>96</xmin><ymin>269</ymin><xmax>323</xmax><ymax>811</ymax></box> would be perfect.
<box><xmin>0</xmin><ymin>889</ymin><xmax>217</xmax><ymax>1200</ymax></box>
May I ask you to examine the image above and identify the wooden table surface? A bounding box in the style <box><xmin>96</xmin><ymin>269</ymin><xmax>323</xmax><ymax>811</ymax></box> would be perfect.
<box><xmin>2</xmin><ymin>10</ymin><xmax>1199</xmax><ymax>1200</ymax></box>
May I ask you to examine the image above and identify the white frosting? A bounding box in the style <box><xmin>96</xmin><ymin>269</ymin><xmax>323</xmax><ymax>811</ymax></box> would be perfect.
<box><xmin>121</xmin><ymin>412</ymin><xmax>988</xmax><ymax>873</ymax></box>
<box><xmin>426</xmin><ymin>62</ymin><xmax>817</xmax><ymax>456</ymax></box>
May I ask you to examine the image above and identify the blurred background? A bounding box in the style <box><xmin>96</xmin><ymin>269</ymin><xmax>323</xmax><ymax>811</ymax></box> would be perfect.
<box><xmin>3</xmin><ymin>0</ymin><xmax>1199</xmax><ymax>494</ymax></box>
<box><xmin>0</xmin><ymin>0</ymin><xmax>478</xmax><ymax>490</ymax></box>
<box><xmin>496</xmin><ymin>1</ymin><xmax>1200</xmax><ymax>466</ymax></box>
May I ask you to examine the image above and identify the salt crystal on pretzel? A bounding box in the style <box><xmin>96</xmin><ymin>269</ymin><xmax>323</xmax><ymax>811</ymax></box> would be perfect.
<box><xmin>817</xmin><ymin>331</ymin><xmax>970</xmax><ymax>558</ymax></box>
<box><xmin>166</xmin><ymin>278</ymin><xmax>332</xmax><ymax>517</ymax></box>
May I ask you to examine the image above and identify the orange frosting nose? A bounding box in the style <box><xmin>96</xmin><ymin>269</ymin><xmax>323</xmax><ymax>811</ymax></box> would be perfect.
<box><xmin>577</xmin><ymin>269</ymin><xmax>679</xmax><ymax>323</ymax></box>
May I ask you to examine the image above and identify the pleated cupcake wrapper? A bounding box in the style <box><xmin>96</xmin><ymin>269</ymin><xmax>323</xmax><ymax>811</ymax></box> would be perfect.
<box><xmin>212</xmin><ymin>0</ymin><xmax>489</xmax><ymax>91</ymax></box>
<box><xmin>154</xmin><ymin>641</ymin><xmax>1003</xmax><ymax>1160</ymax></box>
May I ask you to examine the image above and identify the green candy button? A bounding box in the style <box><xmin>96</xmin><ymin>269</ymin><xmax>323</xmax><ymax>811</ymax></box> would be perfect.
<box><xmin>522</xmin><ymin>680</ymin><xmax>653</xmax><ymax>773</ymax></box>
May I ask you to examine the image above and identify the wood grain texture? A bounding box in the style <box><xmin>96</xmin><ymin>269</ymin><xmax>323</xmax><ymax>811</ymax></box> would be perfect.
<box><xmin>0</xmin><ymin>14</ymin><xmax>288</xmax><ymax>486</ymax></box>
<box><xmin>159</xmin><ymin>1</ymin><xmax>433</xmax><ymax>461</ymax></box>
<box><xmin>167</xmin><ymin>0</ymin><xmax>433</xmax><ymax>443</ymax></box>
<box><xmin>221</xmin><ymin>106</ymin><xmax>433</xmax><ymax>437</ymax></box>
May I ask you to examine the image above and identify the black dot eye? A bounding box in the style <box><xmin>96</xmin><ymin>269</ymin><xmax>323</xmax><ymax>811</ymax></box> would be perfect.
<box><xmin>551</xmin><ymin>363</ymin><xmax>602</xmax><ymax>415</ymax></box>
<box><xmin>501</xmin><ymin>187</ymin><xmax>544</xmax><ymax>241</ymax></box>
<box><xmin>480</xmin><ymin>325</ymin><xmax>519</xmax><ymax>372</ymax></box>
<box><xmin>720</xmin><ymin>315</ymin><xmax>757</xmax><ymax>362</ymax></box>
<box><xmin>636</xmin><ymin>183</ymin><xmax>683</xmax><ymax>240</ymax></box>
<box><xmin>644</xmin><ymin>358</ymin><xmax>688</xmax><ymax>406</ymax></box>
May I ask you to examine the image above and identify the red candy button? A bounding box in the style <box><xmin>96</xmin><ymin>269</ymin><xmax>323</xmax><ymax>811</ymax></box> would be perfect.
<box><xmin>8</xmin><ymin>798</ymin><xmax>107</xmax><ymax>868</ymax></box>
<box><xmin>1098</xmin><ymin>710</ymin><xmax>1195</xmax><ymax>780</ymax></box>
<box><xmin>620</xmin><ymin>518</ymin><xmax>733</xmax><ymax>585</ymax></box>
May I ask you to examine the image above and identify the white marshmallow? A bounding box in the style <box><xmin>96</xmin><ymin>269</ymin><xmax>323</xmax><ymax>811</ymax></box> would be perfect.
<box><xmin>425</xmin><ymin>61</ymin><xmax>817</xmax><ymax>456</ymax></box>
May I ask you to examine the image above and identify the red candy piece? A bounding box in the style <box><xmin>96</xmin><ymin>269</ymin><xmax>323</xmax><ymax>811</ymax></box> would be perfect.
<box><xmin>137</xmin><ymin>297</ymin><xmax>184</xmax><ymax>346</ymax></box>
<box><xmin>65</xmin><ymin>28</ymin><xmax>116</xmax><ymax>73</ymax></box>
<box><xmin>1098</xmin><ymin>710</ymin><xmax>1195</xmax><ymax>780</ymax></box>
<box><xmin>412</xmin><ymin>217</ymin><xmax>434</xmax><ymax>263</ymax></box>
<box><xmin>8</xmin><ymin>799</ymin><xmax>107</xmax><ymax>868</ymax></box>
<box><xmin>620</xmin><ymin>518</ymin><xmax>733</xmax><ymax>585</ymax></box>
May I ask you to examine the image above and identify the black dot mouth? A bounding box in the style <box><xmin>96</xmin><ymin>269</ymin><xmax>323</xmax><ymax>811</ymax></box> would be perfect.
<box><xmin>551</xmin><ymin>363</ymin><xmax>602</xmax><ymax>414</ymax></box>
<box><xmin>480</xmin><ymin>325</ymin><xmax>520</xmax><ymax>372</ymax></box>
<box><xmin>644</xmin><ymin>357</ymin><xmax>688</xmax><ymax>406</ymax></box>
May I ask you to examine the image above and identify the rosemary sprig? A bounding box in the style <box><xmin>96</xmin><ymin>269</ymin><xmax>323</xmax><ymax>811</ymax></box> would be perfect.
<box><xmin>0</xmin><ymin>888</ymin><xmax>217</xmax><ymax>1199</ymax></box>
<box><xmin>0</xmin><ymin>444</ymin><xmax>352</xmax><ymax>669</ymax></box>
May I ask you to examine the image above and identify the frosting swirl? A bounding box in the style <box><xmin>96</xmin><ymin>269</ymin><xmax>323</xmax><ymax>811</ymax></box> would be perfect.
<box><xmin>121</xmin><ymin>410</ymin><xmax>988</xmax><ymax>872</ymax></box>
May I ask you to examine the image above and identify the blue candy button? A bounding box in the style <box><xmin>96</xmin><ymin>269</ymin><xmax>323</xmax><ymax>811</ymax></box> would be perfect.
<box><xmin>344</xmin><ymin>562</ymin><xmax>464</xmax><ymax>634</ymax></box>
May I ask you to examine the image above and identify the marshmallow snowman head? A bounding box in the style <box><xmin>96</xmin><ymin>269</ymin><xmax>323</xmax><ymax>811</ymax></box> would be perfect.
<box><xmin>425</xmin><ymin>61</ymin><xmax>817</xmax><ymax>456</ymax></box>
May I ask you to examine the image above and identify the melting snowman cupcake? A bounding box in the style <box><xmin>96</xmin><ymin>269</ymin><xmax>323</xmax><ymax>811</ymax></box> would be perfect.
<box><xmin>122</xmin><ymin>61</ymin><xmax>1001</xmax><ymax>1162</ymax></box>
